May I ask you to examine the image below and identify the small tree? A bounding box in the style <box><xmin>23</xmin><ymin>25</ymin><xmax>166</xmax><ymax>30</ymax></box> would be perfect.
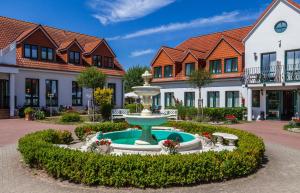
<box><xmin>94</xmin><ymin>88</ymin><xmax>113</xmax><ymax>121</ymax></box>
<box><xmin>124</xmin><ymin>65</ymin><xmax>149</xmax><ymax>93</ymax></box>
<box><xmin>188</xmin><ymin>68</ymin><xmax>212</xmax><ymax>119</ymax></box>
<box><xmin>77</xmin><ymin>67</ymin><xmax>106</xmax><ymax>122</ymax></box>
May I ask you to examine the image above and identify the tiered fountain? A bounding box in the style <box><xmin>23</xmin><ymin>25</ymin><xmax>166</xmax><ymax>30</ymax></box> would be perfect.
<box><xmin>123</xmin><ymin>71</ymin><xmax>170</xmax><ymax>145</ymax></box>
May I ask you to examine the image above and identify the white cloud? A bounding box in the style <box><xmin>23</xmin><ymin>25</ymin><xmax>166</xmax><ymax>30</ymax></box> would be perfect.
<box><xmin>108</xmin><ymin>11</ymin><xmax>259</xmax><ymax>40</ymax></box>
<box><xmin>130</xmin><ymin>49</ymin><xmax>154</xmax><ymax>57</ymax></box>
<box><xmin>89</xmin><ymin>0</ymin><xmax>175</xmax><ymax>25</ymax></box>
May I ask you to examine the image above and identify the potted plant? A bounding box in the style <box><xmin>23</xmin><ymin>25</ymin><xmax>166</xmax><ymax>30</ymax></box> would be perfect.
<box><xmin>24</xmin><ymin>107</ymin><xmax>35</xmax><ymax>121</ymax></box>
<box><xmin>202</xmin><ymin>132</ymin><xmax>213</xmax><ymax>147</ymax></box>
<box><xmin>161</xmin><ymin>139</ymin><xmax>179</xmax><ymax>154</ymax></box>
<box><xmin>98</xmin><ymin>139</ymin><xmax>111</xmax><ymax>153</ymax></box>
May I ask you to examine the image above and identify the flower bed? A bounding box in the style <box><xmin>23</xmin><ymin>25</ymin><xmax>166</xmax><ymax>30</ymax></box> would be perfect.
<box><xmin>18</xmin><ymin>121</ymin><xmax>264</xmax><ymax>188</ymax></box>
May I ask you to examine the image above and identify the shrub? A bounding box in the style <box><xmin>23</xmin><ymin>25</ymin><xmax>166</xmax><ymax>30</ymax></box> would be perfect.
<box><xmin>18</xmin><ymin>122</ymin><xmax>264</xmax><ymax>188</ymax></box>
<box><xmin>24</xmin><ymin>107</ymin><xmax>35</xmax><ymax>115</ymax></box>
<box><xmin>100</xmin><ymin>103</ymin><xmax>112</xmax><ymax>121</ymax></box>
<box><xmin>59</xmin><ymin>112</ymin><xmax>81</xmax><ymax>123</ymax></box>
<box><xmin>34</xmin><ymin>109</ymin><xmax>46</xmax><ymax>120</ymax></box>
<box><xmin>75</xmin><ymin>122</ymin><xmax>129</xmax><ymax>140</ymax></box>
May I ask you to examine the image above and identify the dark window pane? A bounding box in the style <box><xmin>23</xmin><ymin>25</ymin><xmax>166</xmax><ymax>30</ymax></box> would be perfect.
<box><xmin>41</xmin><ymin>47</ymin><xmax>47</xmax><ymax>60</ymax></box>
<box><xmin>185</xmin><ymin>63</ymin><xmax>195</xmax><ymax>76</ymax></box>
<box><xmin>31</xmin><ymin>45</ymin><xmax>38</xmax><ymax>59</ymax></box>
<box><xmin>48</xmin><ymin>48</ymin><xmax>53</xmax><ymax>60</ymax></box>
<box><xmin>24</xmin><ymin>44</ymin><xmax>31</xmax><ymax>58</ymax></box>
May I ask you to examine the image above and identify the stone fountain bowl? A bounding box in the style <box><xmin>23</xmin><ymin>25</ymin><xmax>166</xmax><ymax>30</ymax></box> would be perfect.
<box><xmin>123</xmin><ymin>114</ymin><xmax>170</xmax><ymax>126</ymax></box>
<box><xmin>132</xmin><ymin>86</ymin><xmax>161</xmax><ymax>97</ymax></box>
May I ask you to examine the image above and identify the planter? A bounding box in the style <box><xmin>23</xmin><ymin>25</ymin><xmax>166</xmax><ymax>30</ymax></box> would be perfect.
<box><xmin>25</xmin><ymin>113</ymin><xmax>34</xmax><ymax>121</ymax></box>
<box><xmin>98</xmin><ymin>145</ymin><xmax>111</xmax><ymax>154</ymax></box>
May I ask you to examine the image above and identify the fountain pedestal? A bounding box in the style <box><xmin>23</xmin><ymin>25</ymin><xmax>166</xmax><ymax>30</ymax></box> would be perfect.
<box><xmin>135</xmin><ymin>125</ymin><xmax>157</xmax><ymax>145</ymax></box>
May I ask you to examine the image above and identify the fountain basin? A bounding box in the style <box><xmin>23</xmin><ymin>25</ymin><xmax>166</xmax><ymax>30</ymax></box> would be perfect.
<box><xmin>97</xmin><ymin>129</ymin><xmax>202</xmax><ymax>154</ymax></box>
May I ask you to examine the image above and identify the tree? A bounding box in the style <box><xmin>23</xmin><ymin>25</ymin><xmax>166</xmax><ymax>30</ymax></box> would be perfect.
<box><xmin>124</xmin><ymin>65</ymin><xmax>149</xmax><ymax>93</ymax></box>
<box><xmin>188</xmin><ymin>68</ymin><xmax>212</xmax><ymax>119</ymax></box>
<box><xmin>94</xmin><ymin>88</ymin><xmax>113</xmax><ymax>121</ymax></box>
<box><xmin>77</xmin><ymin>67</ymin><xmax>106</xmax><ymax>122</ymax></box>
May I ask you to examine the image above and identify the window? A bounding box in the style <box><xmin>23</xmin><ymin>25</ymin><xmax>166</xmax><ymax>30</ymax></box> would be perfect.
<box><xmin>226</xmin><ymin>91</ymin><xmax>239</xmax><ymax>108</ymax></box>
<box><xmin>209</xmin><ymin>60</ymin><xmax>222</xmax><ymax>74</ymax></box>
<box><xmin>103</xmin><ymin>57</ymin><xmax>114</xmax><ymax>68</ymax></box>
<box><xmin>274</xmin><ymin>21</ymin><xmax>287</xmax><ymax>33</ymax></box>
<box><xmin>93</xmin><ymin>55</ymin><xmax>102</xmax><ymax>67</ymax></box>
<box><xmin>252</xmin><ymin>90</ymin><xmax>260</xmax><ymax>108</ymax></box>
<box><xmin>72</xmin><ymin>81</ymin><xmax>82</xmax><ymax>106</ymax></box>
<box><xmin>154</xmin><ymin>67</ymin><xmax>162</xmax><ymax>78</ymax></box>
<box><xmin>152</xmin><ymin>94</ymin><xmax>161</xmax><ymax>106</ymax></box>
<box><xmin>207</xmin><ymin>91</ymin><xmax>220</xmax><ymax>108</ymax></box>
<box><xmin>25</xmin><ymin>78</ymin><xmax>39</xmax><ymax>107</ymax></box>
<box><xmin>24</xmin><ymin>44</ymin><xmax>38</xmax><ymax>59</ymax></box>
<box><xmin>286</xmin><ymin>50</ymin><xmax>300</xmax><ymax>81</ymax></box>
<box><xmin>164</xmin><ymin>65</ymin><xmax>173</xmax><ymax>78</ymax></box>
<box><xmin>41</xmin><ymin>47</ymin><xmax>54</xmax><ymax>61</ymax></box>
<box><xmin>224</xmin><ymin>58</ymin><xmax>238</xmax><ymax>73</ymax></box>
<box><xmin>69</xmin><ymin>51</ymin><xmax>80</xmax><ymax>64</ymax></box>
<box><xmin>108</xmin><ymin>83</ymin><xmax>116</xmax><ymax>105</ymax></box>
<box><xmin>165</xmin><ymin>92</ymin><xmax>174</xmax><ymax>107</ymax></box>
<box><xmin>261</xmin><ymin>53</ymin><xmax>277</xmax><ymax>70</ymax></box>
<box><xmin>184</xmin><ymin>92</ymin><xmax>195</xmax><ymax>107</ymax></box>
<box><xmin>185</xmin><ymin>63</ymin><xmax>195</xmax><ymax>76</ymax></box>
<box><xmin>45</xmin><ymin>80</ymin><xmax>58</xmax><ymax>107</ymax></box>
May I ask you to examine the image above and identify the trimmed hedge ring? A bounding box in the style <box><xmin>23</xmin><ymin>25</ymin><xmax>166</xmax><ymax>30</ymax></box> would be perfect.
<box><xmin>18</xmin><ymin>121</ymin><xmax>265</xmax><ymax>188</ymax></box>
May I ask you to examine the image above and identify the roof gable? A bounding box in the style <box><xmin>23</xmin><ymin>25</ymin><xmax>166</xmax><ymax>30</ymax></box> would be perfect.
<box><xmin>83</xmin><ymin>39</ymin><xmax>116</xmax><ymax>57</ymax></box>
<box><xmin>15</xmin><ymin>25</ymin><xmax>58</xmax><ymax>48</ymax></box>
<box><xmin>244</xmin><ymin>0</ymin><xmax>300</xmax><ymax>42</ymax></box>
<box><xmin>206</xmin><ymin>37</ymin><xmax>243</xmax><ymax>59</ymax></box>
<box><xmin>59</xmin><ymin>38</ymin><xmax>84</xmax><ymax>52</ymax></box>
<box><xmin>151</xmin><ymin>47</ymin><xmax>179</xmax><ymax>66</ymax></box>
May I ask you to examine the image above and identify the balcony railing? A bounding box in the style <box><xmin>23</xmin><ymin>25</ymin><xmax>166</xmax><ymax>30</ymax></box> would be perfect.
<box><xmin>243</xmin><ymin>63</ymin><xmax>300</xmax><ymax>85</ymax></box>
<box><xmin>285</xmin><ymin>63</ymin><xmax>300</xmax><ymax>82</ymax></box>
<box><xmin>243</xmin><ymin>65</ymin><xmax>283</xmax><ymax>84</ymax></box>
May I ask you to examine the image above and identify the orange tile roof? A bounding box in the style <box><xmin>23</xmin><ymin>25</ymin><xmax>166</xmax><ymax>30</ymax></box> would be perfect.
<box><xmin>162</xmin><ymin>46</ymin><xmax>184</xmax><ymax>62</ymax></box>
<box><xmin>0</xmin><ymin>16</ymin><xmax>124</xmax><ymax>76</ymax></box>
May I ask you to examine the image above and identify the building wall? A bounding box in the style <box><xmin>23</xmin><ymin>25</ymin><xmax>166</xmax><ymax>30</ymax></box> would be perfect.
<box><xmin>14</xmin><ymin>69</ymin><xmax>123</xmax><ymax>108</ymax></box>
<box><xmin>245</xmin><ymin>1</ymin><xmax>300</xmax><ymax>69</ymax></box>
<box><xmin>153</xmin><ymin>79</ymin><xmax>247</xmax><ymax>109</ymax></box>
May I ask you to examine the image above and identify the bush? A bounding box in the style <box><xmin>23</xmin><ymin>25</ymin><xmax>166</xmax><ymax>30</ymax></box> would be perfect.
<box><xmin>100</xmin><ymin>103</ymin><xmax>112</xmax><ymax>121</ymax></box>
<box><xmin>34</xmin><ymin>109</ymin><xmax>46</xmax><ymax>120</ymax></box>
<box><xmin>59</xmin><ymin>112</ymin><xmax>82</xmax><ymax>123</ymax></box>
<box><xmin>125</xmin><ymin>103</ymin><xmax>143</xmax><ymax>113</ymax></box>
<box><xmin>75</xmin><ymin>122</ymin><xmax>129</xmax><ymax>140</ymax></box>
<box><xmin>18</xmin><ymin>122</ymin><xmax>264</xmax><ymax>188</ymax></box>
<box><xmin>24</xmin><ymin>107</ymin><xmax>35</xmax><ymax>115</ymax></box>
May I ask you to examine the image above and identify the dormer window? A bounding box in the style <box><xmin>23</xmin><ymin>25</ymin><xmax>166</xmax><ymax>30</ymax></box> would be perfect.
<box><xmin>24</xmin><ymin>44</ymin><xmax>38</xmax><ymax>59</ymax></box>
<box><xmin>164</xmin><ymin>65</ymin><xmax>173</xmax><ymax>78</ymax></box>
<box><xmin>69</xmin><ymin>51</ymin><xmax>80</xmax><ymax>64</ymax></box>
<box><xmin>93</xmin><ymin>55</ymin><xmax>102</xmax><ymax>67</ymax></box>
<box><xmin>41</xmin><ymin>47</ymin><xmax>54</xmax><ymax>61</ymax></box>
<box><xmin>103</xmin><ymin>56</ymin><xmax>114</xmax><ymax>68</ymax></box>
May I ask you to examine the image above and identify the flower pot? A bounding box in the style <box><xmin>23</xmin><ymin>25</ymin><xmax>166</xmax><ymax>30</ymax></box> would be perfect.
<box><xmin>25</xmin><ymin>113</ymin><xmax>34</xmax><ymax>121</ymax></box>
<box><xmin>99</xmin><ymin>145</ymin><xmax>110</xmax><ymax>154</ymax></box>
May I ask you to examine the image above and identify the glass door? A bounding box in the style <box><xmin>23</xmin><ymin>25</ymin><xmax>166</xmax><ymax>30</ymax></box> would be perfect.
<box><xmin>266</xmin><ymin>91</ymin><xmax>281</xmax><ymax>119</ymax></box>
<box><xmin>0</xmin><ymin>79</ymin><xmax>9</xmax><ymax>109</ymax></box>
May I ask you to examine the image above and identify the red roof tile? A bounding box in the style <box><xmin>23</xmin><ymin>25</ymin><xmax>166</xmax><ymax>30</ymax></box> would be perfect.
<box><xmin>0</xmin><ymin>16</ymin><xmax>124</xmax><ymax>76</ymax></box>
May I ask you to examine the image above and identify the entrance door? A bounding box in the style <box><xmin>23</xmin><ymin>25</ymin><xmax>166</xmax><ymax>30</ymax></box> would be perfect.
<box><xmin>0</xmin><ymin>79</ymin><xmax>9</xmax><ymax>109</ymax></box>
<box><xmin>282</xmin><ymin>91</ymin><xmax>296</xmax><ymax>120</ymax></box>
<box><xmin>266</xmin><ymin>91</ymin><xmax>281</xmax><ymax>119</ymax></box>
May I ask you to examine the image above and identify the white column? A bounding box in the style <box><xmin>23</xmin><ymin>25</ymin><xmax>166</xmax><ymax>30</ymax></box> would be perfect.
<box><xmin>9</xmin><ymin>73</ymin><xmax>15</xmax><ymax>117</ymax></box>
<box><xmin>247</xmin><ymin>88</ymin><xmax>252</xmax><ymax>121</ymax></box>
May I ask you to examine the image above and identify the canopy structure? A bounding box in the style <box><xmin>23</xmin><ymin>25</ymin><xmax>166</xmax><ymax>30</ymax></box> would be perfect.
<box><xmin>125</xmin><ymin>92</ymin><xmax>139</xmax><ymax>99</ymax></box>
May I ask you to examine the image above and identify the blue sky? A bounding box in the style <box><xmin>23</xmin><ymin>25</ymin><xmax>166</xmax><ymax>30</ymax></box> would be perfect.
<box><xmin>2</xmin><ymin>0</ymin><xmax>299</xmax><ymax>69</ymax></box>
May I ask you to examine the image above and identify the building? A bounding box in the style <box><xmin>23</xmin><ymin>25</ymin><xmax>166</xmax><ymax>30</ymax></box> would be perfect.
<box><xmin>151</xmin><ymin>0</ymin><xmax>300</xmax><ymax>121</ymax></box>
<box><xmin>0</xmin><ymin>16</ymin><xmax>125</xmax><ymax>118</ymax></box>
<box><xmin>244</xmin><ymin>0</ymin><xmax>300</xmax><ymax>121</ymax></box>
<box><xmin>150</xmin><ymin>26</ymin><xmax>251</xmax><ymax>110</ymax></box>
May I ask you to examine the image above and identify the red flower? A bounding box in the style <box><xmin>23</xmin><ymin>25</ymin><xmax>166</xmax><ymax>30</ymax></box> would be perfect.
<box><xmin>202</xmin><ymin>132</ymin><xmax>212</xmax><ymax>139</ymax></box>
<box><xmin>225</xmin><ymin>115</ymin><xmax>236</xmax><ymax>120</ymax></box>
<box><xmin>162</xmin><ymin>140</ymin><xmax>178</xmax><ymax>148</ymax></box>
<box><xmin>99</xmin><ymin>139</ymin><xmax>111</xmax><ymax>146</ymax></box>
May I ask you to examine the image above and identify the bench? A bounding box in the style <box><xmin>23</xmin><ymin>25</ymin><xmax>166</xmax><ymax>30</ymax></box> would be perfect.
<box><xmin>111</xmin><ymin>109</ymin><xmax>129</xmax><ymax>122</ymax></box>
<box><xmin>161</xmin><ymin>109</ymin><xmax>178</xmax><ymax>121</ymax></box>
<box><xmin>212</xmin><ymin>132</ymin><xmax>238</xmax><ymax>146</ymax></box>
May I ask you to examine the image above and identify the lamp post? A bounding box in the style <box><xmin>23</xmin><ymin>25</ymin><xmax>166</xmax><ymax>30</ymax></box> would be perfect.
<box><xmin>48</xmin><ymin>93</ymin><xmax>54</xmax><ymax>117</ymax></box>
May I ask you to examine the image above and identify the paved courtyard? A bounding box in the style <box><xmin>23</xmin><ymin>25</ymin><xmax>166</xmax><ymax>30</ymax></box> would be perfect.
<box><xmin>0</xmin><ymin>119</ymin><xmax>300</xmax><ymax>193</ymax></box>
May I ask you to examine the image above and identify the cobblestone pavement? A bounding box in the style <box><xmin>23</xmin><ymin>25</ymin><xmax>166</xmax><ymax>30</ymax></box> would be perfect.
<box><xmin>0</xmin><ymin>119</ymin><xmax>300</xmax><ymax>193</ymax></box>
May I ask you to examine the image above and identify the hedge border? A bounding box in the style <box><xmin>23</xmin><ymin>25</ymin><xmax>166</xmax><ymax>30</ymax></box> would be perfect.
<box><xmin>18</xmin><ymin>122</ymin><xmax>265</xmax><ymax>188</ymax></box>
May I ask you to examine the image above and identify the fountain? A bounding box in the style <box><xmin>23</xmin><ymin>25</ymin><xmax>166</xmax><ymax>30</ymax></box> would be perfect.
<box><xmin>123</xmin><ymin>70</ymin><xmax>170</xmax><ymax>145</ymax></box>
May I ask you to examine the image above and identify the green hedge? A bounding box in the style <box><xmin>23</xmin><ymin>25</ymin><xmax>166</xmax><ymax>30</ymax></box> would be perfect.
<box><xmin>18</xmin><ymin>122</ymin><xmax>264</xmax><ymax>188</ymax></box>
<box><xmin>60</xmin><ymin>112</ymin><xmax>82</xmax><ymax>123</ymax></box>
<box><xmin>125</xmin><ymin>104</ymin><xmax>143</xmax><ymax>113</ymax></box>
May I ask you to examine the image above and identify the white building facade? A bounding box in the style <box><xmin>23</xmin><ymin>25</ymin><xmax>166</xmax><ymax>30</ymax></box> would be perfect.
<box><xmin>244</xmin><ymin>0</ymin><xmax>300</xmax><ymax>120</ymax></box>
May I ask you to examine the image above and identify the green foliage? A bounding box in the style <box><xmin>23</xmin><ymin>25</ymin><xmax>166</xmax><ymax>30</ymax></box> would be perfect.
<box><xmin>100</xmin><ymin>103</ymin><xmax>113</xmax><ymax>121</ymax></box>
<box><xmin>125</xmin><ymin>103</ymin><xmax>143</xmax><ymax>113</ymax></box>
<box><xmin>34</xmin><ymin>109</ymin><xmax>46</xmax><ymax>120</ymax></box>
<box><xmin>94</xmin><ymin>88</ymin><xmax>113</xmax><ymax>106</ymax></box>
<box><xmin>24</xmin><ymin>107</ymin><xmax>35</xmax><ymax>114</ymax></box>
<box><xmin>18</xmin><ymin>122</ymin><xmax>264</xmax><ymax>188</ymax></box>
<box><xmin>188</xmin><ymin>68</ymin><xmax>212</xmax><ymax>89</ymax></box>
<box><xmin>77</xmin><ymin>67</ymin><xmax>107</xmax><ymax>90</ymax></box>
<box><xmin>60</xmin><ymin>112</ymin><xmax>82</xmax><ymax>123</ymax></box>
<box><xmin>75</xmin><ymin>122</ymin><xmax>129</xmax><ymax>140</ymax></box>
<box><xmin>124</xmin><ymin>65</ymin><xmax>149</xmax><ymax>93</ymax></box>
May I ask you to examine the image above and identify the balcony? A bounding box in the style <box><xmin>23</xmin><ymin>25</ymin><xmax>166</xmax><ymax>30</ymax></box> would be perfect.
<box><xmin>243</xmin><ymin>63</ymin><xmax>300</xmax><ymax>85</ymax></box>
